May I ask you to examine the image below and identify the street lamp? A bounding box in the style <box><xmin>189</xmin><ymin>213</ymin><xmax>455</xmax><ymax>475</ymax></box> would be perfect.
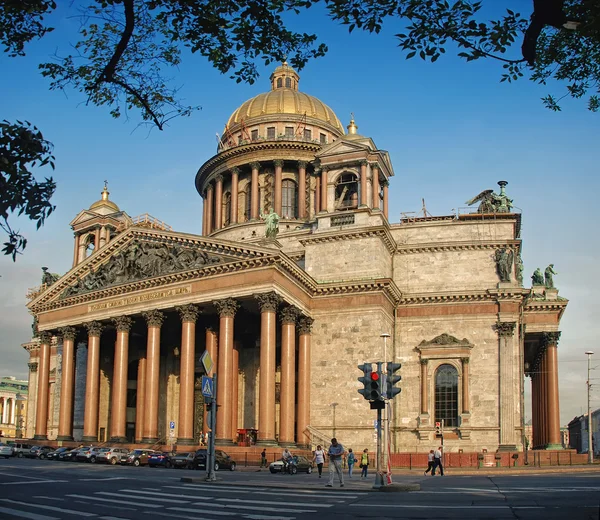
<box><xmin>585</xmin><ymin>351</ymin><xmax>594</xmax><ymax>464</ymax></box>
<box><xmin>330</xmin><ymin>402</ymin><xmax>338</xmax><ymax>438</ymax></box>
<box><xmin>380</xmin><ymin>332</ymin><xmax>391</xmax><ymax>486</ymax></box>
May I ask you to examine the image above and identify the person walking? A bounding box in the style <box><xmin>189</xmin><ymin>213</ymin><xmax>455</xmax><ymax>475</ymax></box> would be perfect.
<box><xmin>260</xmin><ymin>449</ymin><xmax>267</xmax><ymax>469</ymax></box>
<box><xmin>360</xmin><ymin>448</ymin><xmax>369</xmax><ymax>478</ymax></box>
<box><xmin>347</xmin><ymin>448</ymin><xmax>356</xmax><ymax>478</ymax></box>
<box><xmin>326</xmin><ymin>438</ymin><xmax>345</xmax><ymax>487</ymax></box>
<box><xmin>424</xmin><ymin>449</ymin><xmax>435</xmax><ymax>475</ymax></box>
<box><xmin>282</xmin><ymin>448</ymin><xmax>294</xmax><ymax>474</ymax></box>
<box><xmin>313</xmin><ymin>445</ymin><xmax>326</xmax><ymax>478</ymax></box>
<box><xmin>432</xmin><ymin>446</ymin><xmax>444</xmax><ymax>476</ymax></box>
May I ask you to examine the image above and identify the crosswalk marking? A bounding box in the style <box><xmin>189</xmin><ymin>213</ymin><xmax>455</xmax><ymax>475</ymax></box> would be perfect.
<box><xmin>1</xmin><ymin>480</ymin><xmax>68</xmax><ymax>486</ymax></box>
<box><xmin>0</xmin><ymin>505</ymin><xmax>58</xmax><ymax>520</ymax></box>
<box><xmin>166</xmin><ymin>506</ymin><xmax>239</xmax><ymax>517</ymax></box>
<box><xmin>189</xmin><ymin>502</ymin><xmax>316</xmax><ymax>514</ymax></box>
<box><xmin>174</xmin><ymin>484</ymin><xmax>365</xmax><ymax>498</ymax></box>
<box><xmin>0</xmin><ymin>498</ymin><xmax>97</xmax><ymax>517</ymax></box>
<box><xmin>66</xmin><ymin>493</ymin><xmax>161</xmax><ymax>508</ymax></box>
<box><xmin>214</xmin><ymin>497</ymin><xmax>332</xmax><ymax>508</ymax></box>
<box><xmin>145</xmin><ymin>509</ymin><xmax>241</xmax><ymax>520</ymax></box>
<box><xmin>96</xmin><ymin>491</ymin><xmax>186</xmax><ymax>504</ymax></box>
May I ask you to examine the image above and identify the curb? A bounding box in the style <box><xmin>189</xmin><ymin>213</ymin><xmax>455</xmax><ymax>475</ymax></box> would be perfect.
<box><xmin>378</xmin><ymin>483</ymin><xmax>421</xmax><ymax>492</ymax></box>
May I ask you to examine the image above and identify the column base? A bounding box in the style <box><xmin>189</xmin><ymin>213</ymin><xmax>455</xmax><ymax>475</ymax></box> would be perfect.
<box><xmin>215</xmin><ymin>438</ymin><xmax>235</xmax><ymax>446</ymax></box>
<box><xmin>33</xmin><ymin>434</ymin><xmax>48</xmax><ymax>440</ymax></box>
<box><xmin>256</xmin><ymin>439</ymin><xmax>279</xmax><ymax>447</ymax></box>
<box><xmin>279</xmin><ymin>441</ymin><xmax>296</xmax><ymax>448</ymax></box>
<box><xmin>497</xmin><ymin>444</ymin><xmax>518</xmax><ymax>452</ymax></box>
<box><xmin>177</xmin><ymin>438</ymin><xmax>196</xmax><ymax>446</ymax></box>
<box><xmin>82</xmin><ymin>435</ymin><xmax>99</xmax><ymax>443</ymax></box>
<box><xmin>545</xmin><ymin>443</ymin><xmax>563</xmax><ymax>450</ymax></box>
<box><xmin>56</xmin><ymin>435</ymin><xmax>74</xmax><ymax>442</ymax></box>
<box><xmin>109</xmin><ymin>436</ymin><xmax>128</xmax><ymax>443</ymax></box>
<box><xmin>141</xmin><ymin>437</ymin><xmax>158</xmax><ymax>444</ymax></box>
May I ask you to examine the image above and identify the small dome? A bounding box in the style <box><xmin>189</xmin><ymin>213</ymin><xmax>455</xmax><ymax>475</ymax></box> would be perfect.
<box><xmin>224</xmin><ymin>63</ymin><xmax>344</xmax><ymax>135</ymax></box>
<box><xmin>89</xmin><ymin>185</ymin><xmax>120</xmax><ymax>213</ymax></box>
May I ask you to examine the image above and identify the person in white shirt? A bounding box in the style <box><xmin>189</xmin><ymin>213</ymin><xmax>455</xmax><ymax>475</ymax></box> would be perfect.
<box><xmin>313</xmin><ymin>445</ymin><xmax>326</xmax><ymax>478</ymax></box>
<box><xmin>432</xmin><ymin>446</ymin><xmax>444</xmax><ymax>476</ymax></box>
<box><xmin>282</xmin><ymin>448</ymin><xmax>294</xmax><ymax>473</ymax></box>
<box><xmin>424</xmin><ymin>449</ymin><xmax>435</xmax><ymax>475</ymax></box>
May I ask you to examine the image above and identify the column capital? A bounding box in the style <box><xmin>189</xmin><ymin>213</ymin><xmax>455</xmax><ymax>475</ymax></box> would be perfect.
<box><xmin>250</xmin><ymin>161</ymin><xmax>261</xmax><ymax>170</ymax></box>
<box><xmin>381</xmin><ymin>179</ymin><xmax>390</xmax><ymax>187</ymax></box>
<box><xmin>177</xmin><ymin>304</ymin><xmax>201</xmax><ymax>323</ymax></box>
<box><xmin>493</xmin><ymin>321</ymin><xmax>516</xmax><ymax>337</ymax></box>
<box><xmin>542</xmin><ymin>331</ymin><xmax>561</xmax><ymax>347</ymax></box>
<box><xmin>143</xmin><ymin>310</ymin><xmax>165</xmax><ymax>328</ymax></box>
<box><xmin>215</xmin><ymin>173</ymin><xmax>224</xmax><ymax>183</ymax></box>
<box><xmin>28</xmin><ymin>362</ymin><xmax>38</xmax><ymax>372</ymax></box>
<box><xmin>58</xmin><ymin>326</ymin><xmax>77</xmax><ymax>342</ymax></box>
<box><xmin>255</xmin><ymin>291</ymin><xmax>281</xmax><ymax>313</ymax></box>
<box><xmin>297</xmin><ymin>316</ymin><xmax>314</xmax><ymax>335</ymax></box>
<box><xmin>280</xmin><ymin>305</ymin><xmax>300</xmax><ymax>325</ymax></box>
<box><xmin>113</xmin><ymin>315</ymin><xmax>133</xmax><ymax>332</ymax></box>
<box><xmin>214</xmin><ymin>298</ymin><xmax>239</xmax><ymax>318</ymax></box>
<box><xmin>273</xmin><ymin>159</ymin><xmax>284</xmax><ymax>168</ymax></box>
<box><xmin>461</xmin><ymin>357</ymin><xmax>470</xmax><ymax>365</ymax></box>
<box><xmin>38</xmin><ymin>331</ymin><xmax>52</xmax><ymax>344</ymax></box>
<box><xmin>420</xmin><ymin>358</ymin><xmax>429</xmax><ymax>366</ymax></box>
<box><xmin>370</xmin><ymin>162</ymin><xmax>380</xmax><ymax>170</ymax></box>
<box><xmin>320</xmin><ymin>166</ymin><xmax>329</xmax><ymax>173</ymax></box>
<box><xmin>85</xmin><ymin>321</ymin><xmax>104</xmax><ymax>337</ymax></box>
<box><xmin>360</xmin><ymin>160</ymin><xmax>368</xmax><ymax>166</ymax></box>
<box><xmin>206</xmin><ymin>183</ymin><xmax>214</xmax><ymax>192</ymax></box>
<box><xmin>297</xmin><ymin>160</ymin><xmax>307</xmax><ymax>169</ymax></box>
<box><xmin>230</xmin><ymin>166</ymin><xmax>240</xmax><ymax>175</ymax></box>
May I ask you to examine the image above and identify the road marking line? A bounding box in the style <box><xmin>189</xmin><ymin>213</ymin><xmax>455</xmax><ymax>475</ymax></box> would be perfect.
<box><xmin>79</xmin><ymin>477</ymin><xmax>130</xmax><ymax>481</ymax></box>
<box><xmin>1</xmin><ymin>480</ymin><xmax>69</xmax><ymax>485</ymax></box>
<box><xmin>215</xmin><ymin>497</ymin><xmax>332</xmax><ymax>508</ymax></box>
<box><xmin>0</xmin><ymin>499</ymin><xmax>97</xmax><ymax>517</ymax></box>
<box><xmin>0</xmin><ymin>471</ymin><xmax>50</xmax><ymax>480</ymax></box>
<box><xmin>32</xmin><ymin>497</ymin><xmax>63</xmax><ymax>502</ymax></box>
<box><xmin>97</xmin><ymin>491</ymin><xmax>187</xmax><ymax>504</ymax></box>
<box><xmin>66</xmin><ymin>494</ymin><xmax>160</xmax><ymax>508</ymax></box>
<box><xmin>146</xmin><ymin>509</ymin><xmax>234</xmax><ymax>520</ymax></box>
<box><xmin>167</xmin><ymin>506</ymin><xmax>238</xmax><ymax>517</ymax></box>
<box><xmin>173</xmin><ymin>484</ymin><xmax>364</xmax><ymax>499</ymax></box>
<box><xmin>354</xmin><ymin>504</ymin><xmax>539</xmax><ymax>509</ymax></box>
<box><xmin>191</xmin><ymin>502</ymin><xmax>316</xmax><ymax>513</ymax></box>
<box><xmin>0</xmin><ymin>505</ymin><xmax>59</xmax><ymax>520</ymax></box>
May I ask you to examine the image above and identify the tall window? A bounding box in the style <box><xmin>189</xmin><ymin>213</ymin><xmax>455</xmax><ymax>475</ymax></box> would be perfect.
<box><xmin>251</xmin><ymin>129</ymin><xmax>259</xmax><ymax>140</ymax></box>
<box><xmin>285</xmin><ymin>77</ymin><xmax>291</xmax><ymax>88</ymax></box>
<box><xmin>267</xmin><ymin>127</ymin><xmax>276</xmax><ymax>139</ymax></box>
<box><xmin>285</xmin><ymin>126</ymin><xmax>294</xmax><ymax>137</ymax></box>
<box><xmin>320</xmin><ymin>133</ymin><xmax>327</xmax><ymax>144</ymax></box>
<box><xmin>244</xmin><ymin>190</ymin><xmax>251</xmax><ymax>221</ymax></box>
<box><xmin>224</xmin><ymin>192</ymin><xmax>231</xmax><ymax>226</ymax></box>
<box><xmin>334</xmin><ymin>173</ymin><xmax>359</xmax><ymax>210</ymax></box>
<box><xmin>282</xmin><ymin>180</ymin><xmax>297</xmax><ymax>219</ymax></box>
<box><xmin>303</xmin><ymin>128</ymin><xmax>312</xmax><ymax>140</ymax></box>
<box><xmin>435</xmin><ymin>364</ymin><xmax>459</xmax><ymax>428</ymax></box>
<box><xmin>277</xmin><ymin>78</ymin><xmax>283</xmax><ymax>88</ymax></box>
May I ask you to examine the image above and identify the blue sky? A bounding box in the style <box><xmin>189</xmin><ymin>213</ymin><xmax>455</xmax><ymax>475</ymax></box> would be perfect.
<box><xmin>0</xmin><ymin>2</ymin><xmax>598</xmax><ymax>426</ymax></box>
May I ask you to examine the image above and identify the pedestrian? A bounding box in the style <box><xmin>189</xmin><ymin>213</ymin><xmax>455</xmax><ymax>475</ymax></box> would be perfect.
<box><xmin>260</xmin><ymin>449</ymin><xmax>267</xmax><ymax>469</ymax></box>
<box><xmin>313</xmin><ymin>444</ymin><xmax>326</xmax><ymax>478</ymax></box>
<box><xmin>432</xmin><ymin>446</ymin><xmax>444</xmax><ymax>476</ymax></box>
<box><xmin>424</xmin><ymin>449</ymin><xmax>435</xmax><ymax>475</ymax></box>
<box><xmin>326</xmin><ymin>438</ymin><xmax>345</xmax><ymax>487</ymax></box>
<box><xmin>282</xmin><ymin>448</ymin><xmax>294</xmax><ymax>473</ymax></box>
<box><xmin>347</xmin><ymin>448</ymin><xmax>356</xmax><ymax>478</ymax></box>
<box><xmin>360</xmin><ymin>448</ymin><xmax>369</xmax><ymax>478</ymax></box>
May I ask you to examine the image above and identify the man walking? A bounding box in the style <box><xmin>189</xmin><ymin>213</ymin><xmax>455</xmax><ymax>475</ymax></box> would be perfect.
<box><xmin>326</xmin><ymin>438</ymin><xmax>345</xmax><ymax>487</ymax></box>
<box><xmin>260</xmin><ymin>449</ymin><xmax>267</xmax><ymax>469</ymax></box>
<box><xmin>432</xmin><ymin>446</ymin><xmax>444</xmax><ymax>476</ymax></box>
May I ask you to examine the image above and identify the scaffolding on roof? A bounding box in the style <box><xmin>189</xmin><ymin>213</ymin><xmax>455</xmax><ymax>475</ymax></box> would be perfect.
<box><xmin>131</xmin><ymin>213</ymin><xmax>173</xmax><ymax>231</ymax></box>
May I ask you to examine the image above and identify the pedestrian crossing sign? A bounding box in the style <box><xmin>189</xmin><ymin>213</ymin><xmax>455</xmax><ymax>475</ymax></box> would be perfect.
<box><xmin>202</xmin><ymin>375</ymin><xmax>214</xmax><ymax>398</ymax></box>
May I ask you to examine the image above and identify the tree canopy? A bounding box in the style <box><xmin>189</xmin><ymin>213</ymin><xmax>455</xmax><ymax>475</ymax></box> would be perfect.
<box><xmin>1</xmin><ymin>0</ymin><xmax>598</xmax><ymax>259</ymax></box>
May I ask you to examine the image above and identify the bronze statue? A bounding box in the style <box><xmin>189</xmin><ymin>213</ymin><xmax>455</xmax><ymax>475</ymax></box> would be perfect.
<box><xmin>545</xmin><ymin>264</ymin><xmax>558</xmax><ymax>289</ymax></box>
<box><xmin>495</xmin><ymin>248</ymin><xmax>514</xmax><ymax>282</ymax></box>
<box><xmin>261</xmin><ymin>208</ymin><xmax>280</xmax><ymax>239</ymax></box>
<box><xmin>41</xmin><ymin>267</ymin><xmax>59</xmax><ymax>286</ymax></box>
<box><xmin>466</xmin><ymin>181</ymin><xmax>513</xmax><ymax>214</ymax></box>
<box><xmin>531</xmin><ymin>268</ymin><xmax>544</xmax><ymax>286</ymax></box>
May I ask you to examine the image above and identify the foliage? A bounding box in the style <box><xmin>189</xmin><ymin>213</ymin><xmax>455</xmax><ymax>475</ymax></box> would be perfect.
<box><xmin>0</xmin><ymin>121</ymin><xmax>56</xmax><ymax>261</ymax></box>
<box><xmin>0</xmin><ymin>0</ymin><xmax>55</xmax><ymax>57</ymax></box>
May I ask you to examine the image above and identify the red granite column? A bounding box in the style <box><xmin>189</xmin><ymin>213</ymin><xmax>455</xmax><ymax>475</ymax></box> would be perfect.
<box><xmin>250</xmin><ymin>162</ymin><xmax>260</xmax><ymax>220</ymax></box>
<box><xmin>202</xmin><ymin>191</ymin><xmax>208</xmax><ymax>236</ymax></box>
<box><xmin>214</xmin><ymin>174</ymin><xmax>224</xmax><ymax>230</ymax></box>
<box><xmin>320</xmin><ymin>167</ymin><xmax>328</xmax><ymax>212</ymax></box>
<box><xmin>298</xmin><ymin>161</ymin><xmax>307</xmax><ymax>219</ymax></box>
<box><xmin>544</xmin><ymin>332</ymin><xmax>562</xmax><ymax>448</ymax></box>
<box><xmin>203</xmin><ymin>327</ymin><xmax>217</xmax><ymax>435</ymax></box>
<box><xmin>279</xmin><ymin>306</ymin><xmax>299</xmax><ymax>446</ymax></box>
<box><xmin>461</xmin><ymin>358</ymin><xmax>470</xmax><ymax>413</ymax></box>
<box><xmin>420</xmin><ymin>359</ymin><xmax>429</xmax><ymax>415</ymax></box>
<box><xmin>231</xmin><ymin>342</ymin><xmax>240</xmax><ymax>443</ymax></box>
<box><xmin>135</xmin><ymin>355</ymin><xmax>146</xmax><ymax>442</ymax></box>
<box><xmin>142</xmin><ymin>310</ymin><xmax>164</xmax><ymax>443</ymax></box>
<box><xmin>72</xmin><ymin>234</ymin><xmax>80</xmax><ymax>267</ymax></box>
<box><xmin>296</xmin><ymin>316</ymin><xmax>314</xmax><ymax>448</ymax></box>
<box><xmin>57</xmin><ymin>326</ymin><xmax>77</xmax><ymax>441</ymax></box>
<box><xmin>214</xmin><ymin>298</ymin><xmax>239</xmax><ymax>445</ymax></box>
<box><xmin>256</xmin><ymin>292</ymin><xmax>281</xmax><ymax>445</ymax></box>
<box><xmin>531</xmin><ymin>373</ymin><xmax>538</xmax><ymax>448</ymax></box>
<box><xmin>110</xmin><ymin>316</ymin><xmax>133</xmax><ymax>442</ymax></box>
<box><xmin>177</xmin><ymin>304</ymin><xmax>201</xmax><ymax>445</ymax></box>
<box><xmin>315</xmin><ymin>175</ymin><xmax>321</xmax><ymax>213</ymax></box>
<box><xmin>360</xmin><ymin>161</ymin><xmax>367</xmax><ymax>206</ymax></box>
<box><xmin>372</xmin><ymin>163</ymin><xmax>380</xmax><ymax>210</ymax></box>
<box><xmin>206</xmin><ymin>184</ymin><xmax>214</xmax><ymax>234</ymax></box>
<box><xmin>274</xmin><ymin>160</ymin><xmax>283</xmax><ymax>215</ymax></box>
<box><xmin>230</xmin><ymin>167</ymin><xmax>239</xmax><ymax>225</ymax></box>
<box><xmin>34</xmin><ymin>332</ymin><xmax>52</xmax><ymax>440</ymax></box>
<box><xmin>83</xmin><ymin>321</ymin><xmax>103</xmax><ymax>442</ymax></box>
<box><xmin>383</xmin><ymin>181</ymin><xmax>389</xmax><ymax>219</ymax></box>
<box><xmin>541</xmin><ymin>350</ymin><xmax>547</xmax><ymax>446</ymax></box>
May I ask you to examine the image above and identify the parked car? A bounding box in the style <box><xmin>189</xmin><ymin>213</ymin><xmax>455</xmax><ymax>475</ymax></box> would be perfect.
<box><xmin>269</xmin><ymin>455</ymin><xmax>313</xmax><ymax>474</ymax></box>
<box><xmin>58</xmin><ymin>448</ymin><xmax>79</xmax><ymax>461</ymax></box>
<box><xmin>148</xmin><ymin>452</ymin><xmax>174</xmax><ymax>468</ymax></box>
<box><xmin>121</xmin><ymin>449</ymin><xmax>156</xmax><ymax>467</ymax></box>
<box><xmin>46</xmin><ymin>447</ymin><xmax>70</xmax><ymax>460</ymax></box>
<box><xmin>75</xmin><ymin>446</ymin><xmax>100</xmax><ymax>463</ymax></box>
<box><xmin>95</xmin><ymin>447</ymin><xmax>129</xmax><ymax>465</ymax></box>
<box><xmin>0</xmin><ymin>444</ymin><xmax>14</xmax><ymax>458</ymax></box>
<box><xmin>168</xmin><ymin>452</ymin><xmax>195</xmax><ymax>469</ymax></box>
<box><xmin>193</xmin><ymin>449</ymin><xmax>236</xmax><ymax>471</ymax></box>
<box><xmin>8</xmin><ymin>443</ymin><xmax>32</xmax><ymax>458</ymax></box>
<box><xmin>29</xmin><ymin>445</ymin><xmax>56</xmax><ymax>459</ymax></box>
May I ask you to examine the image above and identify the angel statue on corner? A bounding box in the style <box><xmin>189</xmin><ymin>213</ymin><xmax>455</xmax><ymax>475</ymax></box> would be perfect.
<box><xmin>260</xmin><ymin>208</ymin><xmax>280</xmax><ymax>239</ymax></box>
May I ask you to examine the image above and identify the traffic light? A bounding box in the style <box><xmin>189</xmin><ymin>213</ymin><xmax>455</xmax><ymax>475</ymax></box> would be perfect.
<box><xmin>358</xmin><ymin>363</ymin><xmax>373</xmax><ymax>400</ymax></box>
<box><xmin>385</xmin><ymin>362</ymin><xmax>402</xmax><ymax>399</ymax></box>
<box><xmin>369</xmin><ymin>368</ymin><xmax>383</xmax><ymax>401</ymax></box>
<box><xmin>435</xmin><ymin>421</ymin><xmax>442</xmax><ymax>437</ymax></box>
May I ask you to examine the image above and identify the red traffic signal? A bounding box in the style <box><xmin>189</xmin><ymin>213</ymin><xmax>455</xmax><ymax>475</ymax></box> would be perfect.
<box><xmin>371</xmin><ymin>371</ymin><xmax>379</xmax><ymax>381</ymax></box>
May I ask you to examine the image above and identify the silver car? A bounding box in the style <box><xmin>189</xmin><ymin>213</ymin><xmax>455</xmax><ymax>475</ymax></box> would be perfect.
<box><xmin>0</xmin><ymin>444</ymin><xmax>14</xmax><ymax>458</ymax></box>
<box><xmin>95</xmin><ymin>447</ymin><xmax>129</xmax><ymax>465</ymax></box>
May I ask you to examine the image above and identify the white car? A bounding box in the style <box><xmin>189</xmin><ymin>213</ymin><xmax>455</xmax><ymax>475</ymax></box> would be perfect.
<box><xmin>0</xmin><ymin>444</ymin><xmax>14</xmax><ymax>458</ymax></box>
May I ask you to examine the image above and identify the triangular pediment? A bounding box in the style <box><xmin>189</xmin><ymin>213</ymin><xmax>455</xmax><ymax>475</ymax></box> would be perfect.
<box><xmin>316</xmin><ymin>137</ymin><xmax>376</xmax><ymax>159</ymax></box>
<box><xmin>28</xmin><ymin>227</ymin><xmax>278</xmax><ymax>309</ymax></box>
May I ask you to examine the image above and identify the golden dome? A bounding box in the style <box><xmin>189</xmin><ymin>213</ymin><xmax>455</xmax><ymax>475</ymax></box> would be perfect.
<box><xmin>89</xmin><ymin>184</ymin><xmax>120</xmax><ymax>213</ymax></box>
<box><xmin>224</xmin><ymin>63</ymin><xmax>344</xmax><ymax>134</ymax></box>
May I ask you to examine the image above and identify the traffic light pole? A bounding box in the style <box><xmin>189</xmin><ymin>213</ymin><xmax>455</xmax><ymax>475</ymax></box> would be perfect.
<box><xmin>374</xmin><ymin>407</ymin><xmax>385</xmax><ymax>489</ymax></box>
<box><xmin>207</xmin><ymin>373</ymin><xmax>217</xmax><ymax>482</ymax></box>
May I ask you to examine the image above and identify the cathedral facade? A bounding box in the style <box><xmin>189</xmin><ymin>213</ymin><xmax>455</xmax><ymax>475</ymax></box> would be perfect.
<box><xmin>24</xmin><ymin>63</ymin><xmax>567</xmax><ymax>453</ymax></box>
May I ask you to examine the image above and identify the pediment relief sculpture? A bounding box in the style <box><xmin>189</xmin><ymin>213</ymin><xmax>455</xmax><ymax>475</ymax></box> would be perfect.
<box><xmin>61</xmin><ymin>240</ymin><xmax>224</xmax><ymax>298</ymax></box>
<box><xmin>418</xmin><ymin>333</ymin><xmax>472</xmax><ymax>348</ymax></box>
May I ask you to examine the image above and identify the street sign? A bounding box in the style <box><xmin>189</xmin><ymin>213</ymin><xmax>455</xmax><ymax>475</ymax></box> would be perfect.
<box><xmin>201</xmin><ymin>350</ymin><xmax>214</xmax><ymax>374</ymax></box>
<box><xmin>202</xmin><ymin>375</ymin><xmax>214</xmax><ymax>398</ymax></box>
<box><xmin>169</xmin><ymin>421</ymin><xmax>175</xmax><ymax>429</ymax></box>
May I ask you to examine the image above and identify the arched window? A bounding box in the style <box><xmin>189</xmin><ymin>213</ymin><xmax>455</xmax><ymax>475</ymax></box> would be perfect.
<box><xmin>224</xmin><ymin>192</ymin><xmax>231</xmax><ymax>226</ymax></box>
<box><xmin>244</xmin><ymin>190</ymin><xmax>251</xmax><ymax>221</ymax></box>
<box><xmin>85</xmin><ymin>233</ymin><xmax>96</xmax><ymax>257</ymax></box>
<box><xmin>277</xmin><ymin>78</ymin><xmax>283</xmax><ymax>88</ymax></box>
<box><xmin>435</xmin><ymin>364</ymin><xmax>459</xmax><ymax>428</ymax></box>
<box><xmin>334</xmin><ymin>173</ymin><xmax>359</xmax><ymax>210</ymax></box>
<box><xmin>285</xmin><ymin>77</ymin><xmax>291</xmax><ymax>88</ymax></box>
<box><xmin>282</xmin><ymin>179</ymin><xmax>297</xmax><ymax>219</ymax></box>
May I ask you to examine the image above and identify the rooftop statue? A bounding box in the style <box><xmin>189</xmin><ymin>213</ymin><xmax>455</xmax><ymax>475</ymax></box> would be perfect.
<box><xmin>466</xmin><ymin>180</ymin><xmax>513</xmax><ymax>214</ymax></box>
<box><xmin>545</xmin><ymin>264</ymin><xmax>558</xmax><ymax>289</ymax></box>
<box><xmin>41</xmin><ymin>267</ymin><xmax>59</xmax><ymax>286</ymax></box>
<box><xmin>495</xmin><ymin>248</ymin><xmax>514</xmax><ymax>282</ymax></box>
<box><xmin>531</xmin><ymin>268</ymin><xmax>544</xmax><ymax>286</ymax></box>
<box><xmin>261</xmin><ymin>208</ymin><xmax>280</xmax><ymax>239</ymax></box>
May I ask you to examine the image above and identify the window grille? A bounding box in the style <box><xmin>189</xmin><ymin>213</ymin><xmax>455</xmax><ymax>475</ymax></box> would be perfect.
<box><xmin>434</xmin><ymin>364</ymin><xmax>459</xmax><ymax>428</ymax></box>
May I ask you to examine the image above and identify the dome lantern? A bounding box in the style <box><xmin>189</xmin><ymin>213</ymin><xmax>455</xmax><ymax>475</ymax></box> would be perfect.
<box><xmin>270</xmin><ymin>61</ymin><xmax>300</xmax><ymax>91</ymax></box>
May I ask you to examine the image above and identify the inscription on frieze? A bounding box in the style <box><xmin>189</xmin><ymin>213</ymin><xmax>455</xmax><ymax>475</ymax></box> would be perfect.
<box><xmin>88</xmin><ymin>285</ymin><xmax>192</xmax><ymax>312</ymax></box>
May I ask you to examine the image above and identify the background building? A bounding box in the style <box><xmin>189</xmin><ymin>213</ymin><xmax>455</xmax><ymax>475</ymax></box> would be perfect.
<box><xmin>0</xmin><ymin>376</ymin><xmax>28</xmax><ymax>438</ymax></box>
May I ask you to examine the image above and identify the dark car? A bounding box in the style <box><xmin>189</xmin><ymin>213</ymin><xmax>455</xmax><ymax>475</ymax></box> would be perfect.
<box><xmin>46</xmin><ymin>447</ymin><xmax>70</xmax><ymax>460</ymax></box>
<box><xmin>148</xmin><ymin>452</ymin><xmax>174</xmax><ymax>468</ymax></box>
<box><xmin>169</xmin><ymin>452</ymin><xmax>195</xmax><ymax>469</ymax></box>
<box><xmin>58</xmin><ymin>448</ymin><xmax>79</xmax><ymax>461</ymax></box>
<box><xmin>193</xmin><ymin>449</ymin><xmax>236</xmax><ymax>471</ymax></box>
<box><xmin>29</xmin><ymin>445</ymin><xmax>56</xmax><ymax>459</ymax></box>
<box><xmin>121</xmin><ymin>449</ymin><xmax>155</xmax><ymax>467</ymax></box>
<box><xmin>269</xmin><ymin>455</ymin><xmax>313</xmax><ymax>474</ymax></box>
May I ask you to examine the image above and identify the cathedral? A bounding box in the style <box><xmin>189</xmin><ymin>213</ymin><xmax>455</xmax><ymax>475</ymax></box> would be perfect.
<box><xmin>23</xmin><ymin>63</ymin><xmax>567</xmax><ymax>453</ymax></box>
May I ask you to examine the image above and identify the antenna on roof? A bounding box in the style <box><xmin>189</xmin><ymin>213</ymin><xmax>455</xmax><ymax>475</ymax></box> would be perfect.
<box><xmin>420</xmin><ymin>198</ymin><xmax>432</xmax><ymax>218</ymax></box>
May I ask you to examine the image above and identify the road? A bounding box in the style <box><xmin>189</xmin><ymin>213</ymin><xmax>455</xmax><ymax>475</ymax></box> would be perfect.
<box><xmin>0</xmin><ymin>457</ymin><xmax>599</xmax><ymax>519</ymax></box>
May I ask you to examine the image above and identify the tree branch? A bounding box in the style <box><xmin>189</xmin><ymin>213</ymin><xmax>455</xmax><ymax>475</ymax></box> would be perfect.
<box><xmin>109</xmin><ymin>76</ymin><xmax>164</xmax><ymax>129</ymax></box>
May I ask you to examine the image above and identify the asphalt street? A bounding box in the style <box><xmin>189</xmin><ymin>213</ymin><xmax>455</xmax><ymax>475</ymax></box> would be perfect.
<box><xmin>0</xmin><ymin>457</ymin><xmax>599</xmax><ymax>519</ymax></box>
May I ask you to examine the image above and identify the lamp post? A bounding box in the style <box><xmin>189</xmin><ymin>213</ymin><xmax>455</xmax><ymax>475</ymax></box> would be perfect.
<box><xmin>380</xmin><ymin>333</ymin><xmax>391</xmax><ymax>485</ymax></box>
<box><xmin>585</xmin><ymin>351</ymin><xmax>594</xmax><ymax>464</ymax></box>
<box><xmin>330</xmin><ymin>402</ymin><xmax>338</xmax><ymax>438</ymax></box>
